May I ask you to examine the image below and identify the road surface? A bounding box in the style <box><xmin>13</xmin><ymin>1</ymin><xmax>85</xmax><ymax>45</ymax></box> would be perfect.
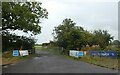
<box><xmin>2</xmin><ymin>50</ymin><xmax>118</xmax><ymax>73</ymax></box>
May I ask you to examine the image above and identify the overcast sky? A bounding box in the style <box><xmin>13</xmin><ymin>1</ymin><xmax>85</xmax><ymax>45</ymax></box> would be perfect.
<box><xmin>16</xmin><ymin>0</ymin><xmax>119</xmax><ymax>44</ymax></box>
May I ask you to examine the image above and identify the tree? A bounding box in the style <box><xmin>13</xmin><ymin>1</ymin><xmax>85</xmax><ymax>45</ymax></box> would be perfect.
<box><xmin>2</xmin><ymin>2</ymin><xmax>48</xmax><ymax>51</ymax></box>
<box><xmin>2</xmin><ymin>2</ymin><xmax>48</xmax><ymax>35</ymax></box>
<box><xmin>53</xmin><ymin>18</ymin><xmax>85</xmax><ymax>50</ymax></box>
<box><xmin>2</xmin><ymin>31</ymin><xmax>36</xmax><ymax>52</ymax></box>
<box><xmin>112</xmin><ymin>40</ymin><xmax>120</xmax><ymax>45</ymax></box>
<box><xmin>42</xmin><ymin>43</ymin><xmax>50</xmax><ymax>47</ymax></box>
<box><xmin>82</xmin><ymin>31</ymin><xmax>94</xmax><ymax>46</ymax></box>
<box><xmin>53</xmin><ymin>18</ymin><xmax>114</xmax><ymax>52</ymax></box>
<box><xmin>92</xmin><ymin>30</ymin><xmax>113</xmax><ymax>49</ymax></box>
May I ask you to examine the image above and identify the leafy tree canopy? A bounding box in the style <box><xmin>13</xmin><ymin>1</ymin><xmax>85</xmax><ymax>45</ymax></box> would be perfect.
<box><xmin>2</xmin><ymin>31</ymin><xmax>36</xmax><ymax>51</ymax></box>
<box><xmin>2</xmin><ymin>2</ymin><xmax>48</xmax><ymax>35</ymax></box>
<box><xmin>53</xmin><ymin>18</ymin><xmax>114</xmax><ymax>50</ymax></box>
<box><xmin>2</xmin><ymin>2</ymin><xmax>48</xmax><ymax>51</ymax></box>
<box><xmin>53</xmin><ymin>18</ymin><xmax>85</xmax><ymax>49</ymax></box>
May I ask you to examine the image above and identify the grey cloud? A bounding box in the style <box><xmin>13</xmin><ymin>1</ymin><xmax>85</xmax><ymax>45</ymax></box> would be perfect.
<box><xmin>34</xmin><ymin>1</ymin><xmax>118</xmax><ymax>44</ymax></box>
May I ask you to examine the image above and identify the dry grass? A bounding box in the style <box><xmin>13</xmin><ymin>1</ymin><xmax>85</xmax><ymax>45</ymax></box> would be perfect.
<box><xmin>2</xmin><ymin>57</ymin><xmax>19</xmax><ymax>65</ymax></box>
<box><xmin>2</xmin><ymin>50</ymin><xmax>36</xmax><ymax>66</ymax></box>
<box><xmin>80</xmin><ymin>55</ymin><xmax>118</xmax><ymax>70</ymax></box>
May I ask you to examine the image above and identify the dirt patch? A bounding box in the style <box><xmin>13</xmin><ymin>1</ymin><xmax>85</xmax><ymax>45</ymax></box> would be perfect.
<box><xmin>2</xmin><ymin>57</ymin><xmax>19</xmax><ymax>66</ymax></box>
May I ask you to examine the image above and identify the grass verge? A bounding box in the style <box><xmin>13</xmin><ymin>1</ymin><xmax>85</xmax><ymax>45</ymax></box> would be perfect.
<box><xmin>2</xmin><ymin>51</ymin><xmax>36</xmax><ymax>66</ymax></box>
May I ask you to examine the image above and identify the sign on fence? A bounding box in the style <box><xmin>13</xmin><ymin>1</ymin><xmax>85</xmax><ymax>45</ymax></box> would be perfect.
<box><xmin>79</xmin><ymin>51</ymin><xmax>84</xmax><ymax>57</ymax></box>
<box><xmin>19</xmin><ymin>50</ymin><xmax>29</xmax><ymax>56</ymax></box>
<box><xmin>69</xmin><ymin>50</ymin><xmax>85</xmax><ymax>58</ymax></box>
<box><xmin>89</xmin><ymin>51</ymin><xmax>117</xmax><ymax>57</ymax></box>
<box><xmin>69</xmin><ymin>50</ymin><xmax>79</xmax><ymax>58</ymax></box>
<box><xmin>13</xmin><ymin>50</ymin><xmax>19</xmax><ymax>56</ymax></box>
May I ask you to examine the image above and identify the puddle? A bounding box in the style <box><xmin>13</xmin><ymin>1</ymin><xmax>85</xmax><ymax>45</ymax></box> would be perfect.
<box><xmin>3</xmin><ymin>66</ymin><xmax>8</xmax><ymax>68</ymax></box>
<box><xmin>34</xmin><ymin>55</ymin><xmax>48</xmax><ymax>60</ymax></box>
<box><xmin>34</xmin><ymin>57</ymin><xmax>42</xmax><ymax>59</ymax></box>
<box><xmin>10</xmin><ymin>63</ymin><xmax>16</xmax><ymax>66</ymax></box>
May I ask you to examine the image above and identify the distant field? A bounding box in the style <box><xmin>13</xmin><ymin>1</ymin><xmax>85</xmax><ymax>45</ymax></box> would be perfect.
<box><xmin>35</xmin><ymin>46</ymin><xmax>42</xmax><ymax>50</ymax></box>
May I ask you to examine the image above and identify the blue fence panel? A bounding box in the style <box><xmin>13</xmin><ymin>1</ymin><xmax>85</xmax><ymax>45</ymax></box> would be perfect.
<box><xmin>89</xmin><ymin>50</ymin><xmax>117</xmax><ymax>58</ymax></box>
<box><xmin>13</xmin><ymin>50</ymin><xmax>19</xmax><ymax>56</ymax></box>
<box><xmin>78</xmin><ymin>51</ymin><xmax>84</xmax><ymax>57</ymax></box>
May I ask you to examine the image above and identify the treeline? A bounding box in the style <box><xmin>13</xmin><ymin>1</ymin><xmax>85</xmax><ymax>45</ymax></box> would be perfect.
<box><xmin>41</xmin><ymin>41</ymin><xmax>55</xmax><ymax>47</ymax></box>
<box><xmin>2</xmin><ymin>31</ymin><xmax>36</xmax><ymax>52</ymax></box>
<box><xmin>52</xmin><ymin>18</ymin><xmax>114</xmax><ymax>51</ymax></box>
<box><xmin>2</xmin><ymin>2</ymin><xmax>48</xmax><ymax>52</ymax></box>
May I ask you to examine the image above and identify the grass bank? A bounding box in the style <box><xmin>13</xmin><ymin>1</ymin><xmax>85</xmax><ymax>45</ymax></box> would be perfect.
<box><xmin>2</xmin><ymin>50</ymin><xmax>36</xmax><ymax>66</ymax></box>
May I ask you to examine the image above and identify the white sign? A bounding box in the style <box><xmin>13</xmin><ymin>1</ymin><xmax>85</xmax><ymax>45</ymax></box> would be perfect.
<box><xmin>19</xmin><ymin>50</ymin><xmax>29</xmax><ymax>56</ymax></box>
<box><xmin>69</xmin><ymin>50</ymin><xmax>79</xmax><ymax>58</ymax></box>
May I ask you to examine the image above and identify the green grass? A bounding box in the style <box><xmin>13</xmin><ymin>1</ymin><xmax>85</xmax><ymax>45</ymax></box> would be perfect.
<box><xmin>35</xmin><ymin>46</ymin><xmax>42</xmax><ymax>50</ymax></box>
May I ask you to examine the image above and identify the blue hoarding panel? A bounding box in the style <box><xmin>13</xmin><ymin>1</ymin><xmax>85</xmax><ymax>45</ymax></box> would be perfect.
<box><xmin>79</xmin><ymin>51</ymin><xmax>84</xmax><ymax>57</ymax></box>
<box><xmin>89</xmin><ymin>50</ymin><xmax>117</xmax><ymax>58</ymax></box>
<box><xmin>13</xmin><ymin>50</ymin><xmax>19</xmax><ymax>56</ymax></box>
<box><xmin>109</xmin><ymin>51</ymin><xmax>117</xmax><ymax>57</ymax></box>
